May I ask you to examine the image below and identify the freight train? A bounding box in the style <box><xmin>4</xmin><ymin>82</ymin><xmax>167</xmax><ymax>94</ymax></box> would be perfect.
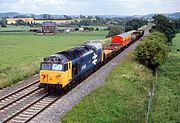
<box><xmin>39</xmin><ymin>29</ymin><xmax>144</xmax><ymax>91</ymax></box>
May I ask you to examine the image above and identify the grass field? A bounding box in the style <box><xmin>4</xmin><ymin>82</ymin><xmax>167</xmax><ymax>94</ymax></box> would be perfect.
<box><xmin>150</xmin><ymin>34</ymin><xmax>180</xmax><ymax>122</ymax></box>
<box><xmin>0</xmin><ymin>25</ymin><xmax>108</xmax><ymax>32</ymax></box>
<box><xmin>0</xmin><ymin>31</ymin><xmax>108</xmax><ymax>88</ymax></box>
<box><xmin>0</xmin><ymin>25</ymin><xmax>31</xmax><ymax>32</ymax></box>
<box><xmin>62</xmin><ymin>53</ymin><xmax>154</xmax><ymax>123</ymax></box>
<box><xmin>170</xmin><ymin>33</ymin><xmax>180</xmax><ymax>52</ymax></box>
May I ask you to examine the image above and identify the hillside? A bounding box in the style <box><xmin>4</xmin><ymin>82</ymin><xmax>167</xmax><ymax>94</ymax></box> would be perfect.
<box><xmin>0</xmin><ymin>12</ymin><xmax>180</xmax><ymax>19</ymax></box>
<box><xmin>0</xmin><ymin>12</ymin><xmax>19</xmax><ymax>18</ymax></box>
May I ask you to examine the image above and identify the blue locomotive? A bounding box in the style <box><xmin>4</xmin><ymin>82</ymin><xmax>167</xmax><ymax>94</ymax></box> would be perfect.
<box><xmin>40</xmin><ymin>42</ymin><xmax>103</xmax><ymax>90</ymax></box>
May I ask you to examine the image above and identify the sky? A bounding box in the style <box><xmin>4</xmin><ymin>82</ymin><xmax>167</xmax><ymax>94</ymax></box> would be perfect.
<box><xmin>0</xmin><ymin>0</ymin><xmax>180</xmax><ymax>15</ymax></box>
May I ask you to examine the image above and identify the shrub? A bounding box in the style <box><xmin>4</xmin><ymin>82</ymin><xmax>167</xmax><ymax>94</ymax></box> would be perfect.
<box><xmin>125</xmin><ymin>26</ymin><xmax>133</xmax><ymax>32</ymax></box>
<box><xmin>106</xmin><ymin>25</ymin><xmax>123</xmax><ymax>38</ymax></box>
<box><xmin>95</xmin><ymin>27</ymin><xmax>99</xmax><ymax>31</ymax></box>
<box><xmin>147</xmin><ymin>31</ymin><xmax>167</xmax><ymax>44</ymax></box>
<box><xmin>134</xmin><ymin>34</ymin><xmax>168</xmax><ymax>75</ymax></box>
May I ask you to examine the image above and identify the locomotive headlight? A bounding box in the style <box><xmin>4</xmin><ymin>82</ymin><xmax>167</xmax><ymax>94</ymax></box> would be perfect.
<box><xmin>42</xmin><ymin>74</ymin><xmax>46</xmax><ymax>78</ymax></box>
<box><xmin>56</xmin><ymin>75</ymin><xmax>61</xmax><ymax>78</ymax></box>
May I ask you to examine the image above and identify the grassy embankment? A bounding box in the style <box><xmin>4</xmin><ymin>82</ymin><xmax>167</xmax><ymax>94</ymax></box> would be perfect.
<box><xmin>150</xmin><ymin>34</ymin><xmax>180</xmax><ymax>122</ymax></box>
<box><xmin>62</xmin><ymin>52</ymin><xmax>154</xmax><ymax>123</ymax></box>
<box><xmin>62</xmin><ymin>34</ymin><xmax>180</xmax><ymax>123</ymax></box>
<box><xmin>0</xmin><ymin>30</ymin><xmax>108</xmax><ymax>88</ymax></box>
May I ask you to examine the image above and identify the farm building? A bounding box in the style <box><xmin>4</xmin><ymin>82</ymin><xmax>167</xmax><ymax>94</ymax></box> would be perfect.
<box><xmin>42</xmin><ymin>22</ymin><xmax>57</xmax><ymax>33</ymax></box>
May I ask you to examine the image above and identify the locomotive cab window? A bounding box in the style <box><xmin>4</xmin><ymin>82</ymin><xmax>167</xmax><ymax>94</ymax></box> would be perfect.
<box><xmin>64</xmin><ymin>63</ymin><xmax>68</xmax><ymax>71</ymax></box>
<box><xmin>40</xmin><ymin>63</ymin><xmax>51</xmax><ymax>70</ymax></box>
<box><xmin>52</xmin><ymin>64</ymin><xmax>63</xmax><ymax>71</ymax></box>
<box><xmin>40</xmin><ymin>63</ymin><xmax>63</xmax><ymax>71</ymax></box>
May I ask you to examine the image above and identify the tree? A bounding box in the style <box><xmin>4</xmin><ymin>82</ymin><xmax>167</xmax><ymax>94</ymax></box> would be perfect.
<box><xmin>0</xmin><ymin>18</ymin><xmax>7</xmax><ymax>27</ymax></box>
<box><xmin>80</xmin><ymin>14</ymin><xmax>86</xmax><ymax>18</ymax></box>
<box><xmin>83</xmin><ymin>27</ymin><xmax>94</xmax><ymax>31</ymax></box>
<box><xmin>134</xmin><ymin>34</ymin><xmax>168</xmax><ymax>76</ymax></box>
<box><xmin>95</xmin><ymin>27</ymin><xmax>99</xmax><ymax>31</ymax></box>
<box><xmin>79</xmin><ymin>19</ymin><xmax>93</xmax><ymax>26</ymax></box>
<box><xmin>15</xmin><ymin>19</ymin><xmax>26</xmax><ymax>26</ymax></box>
<box><xmin>151</xmin><ymin>14</ymin><xmax>176</xmax><ymax>43</ymax></box>
<box><xmin>174</xmin><ymin>18</ymin><xmax>180</xmax><ymax>33</ymax></box>
<box><xmin>126</xmin><ymin>19</ymin><xmax>147</xmax><ymax>30</ymax></box>
<box><xmin>42</xmin><ymin>14</ymin><xmax>51</xmax><ymax>19</ymax></box>
<box><xmin>146</xmin><ymin>31</ymin><xmax>167</xmax><ymax>44</ymax></box>
<box><xmin>63</xmin><ymin>15</ymin><xmax>72</xmax><ymax>20</ymax></box>
<box><xmin>106</xmin><ymin>25</ymin><xmax>123</xmax><ymax>38</ymax></box>
<box><xmin>74</xmin><ymin>27</ymin><xmax>79</xmax><ymax>31</ymax></box>
<box><xmin>125</xmin><ymin>26</ymin><xmax>133</xmax><ymax>32</ymax></box>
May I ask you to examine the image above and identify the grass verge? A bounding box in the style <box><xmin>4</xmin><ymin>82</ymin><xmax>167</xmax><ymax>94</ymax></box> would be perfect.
<box><xmin>62</xmin><ymin>52</ymin><xmax>154</xmax><ymax>123</ymax></box>
<box><xmin>150</xmin><ymin>34</ymin><xmax>180</xmax><ymax>122</ymax></box>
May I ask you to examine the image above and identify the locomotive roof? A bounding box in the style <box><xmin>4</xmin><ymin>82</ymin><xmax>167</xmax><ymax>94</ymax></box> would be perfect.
<box><xmin>44</xmin><ymin>43</ymin><xmax>102</xmax><ymax>63</ymax></box>
<box><xmin>116</xmin><ymin>33</ymin><xmax>130</xmax><ymax>38</ymax></box>
<box><xmin>43</xmin><ymin>54</ymin><xmax>69</xmax><ymax>63</ymax></box>
<box><xmin>58</xmin><ymin>45</ymin><xmax>93</xmax><ymax>60</ymax></box>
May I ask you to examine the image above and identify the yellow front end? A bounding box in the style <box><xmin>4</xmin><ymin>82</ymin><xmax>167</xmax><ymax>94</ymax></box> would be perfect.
<box><xmin>40</xmin><ymin>62</ymin><xmax>72</xmax><ymax>88</ymax></box>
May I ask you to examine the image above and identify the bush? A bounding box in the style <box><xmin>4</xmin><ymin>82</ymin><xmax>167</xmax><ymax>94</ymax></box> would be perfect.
<box><xmin>83</xmin><ymin>27</ymin><xmax>94</xmax><ymax>31</ymax></box>
<box><xmin>74</xmin><ymin>27</ymin><xmax>79</xmax><ymax>31</ymax></box>
<box><xmin>106</xmin><ymin>25</ymin><xmax>123</xmax><ymax>38</ymax></box>
<box><xmin>126</xmin><ymin>19</ymin><xmax>147</xmax><ymax>30</ymax></box>
<box><xmin>146</xmin><ymin>31</ymin><xmax>167</xmax><ymax>44</ymax></box>
<box><xmin>134</xmin><ymin>33</ymin><xmax>168</xmax><ymax>75</ymax></box>
<box><xmin>1</xmin><ymin>24</ymin><xmax>6</xmax><ymax>27</ymax></box>
<box><xmin>95</xmin><ymin>27</ymin><xmax>99</xmax><ymax>31</ymax></box>
<box><xmin>125</xmin><ymin>26</ymin><xmax>133</xmax><ymax>32</ymax></box>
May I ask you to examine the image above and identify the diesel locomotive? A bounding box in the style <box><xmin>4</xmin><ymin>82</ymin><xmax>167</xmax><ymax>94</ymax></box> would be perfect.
<box><xmin>39</xmin><ymin>30</ymin><xmax>144</xmax><ymax>91</ymax></box>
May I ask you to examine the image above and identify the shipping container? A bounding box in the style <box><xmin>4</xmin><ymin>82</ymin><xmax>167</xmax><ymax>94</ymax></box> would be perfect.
<box><xmin>111</xmin><ymin>33</ymin><xmax>132</xmax><ymax>46</ymax></box>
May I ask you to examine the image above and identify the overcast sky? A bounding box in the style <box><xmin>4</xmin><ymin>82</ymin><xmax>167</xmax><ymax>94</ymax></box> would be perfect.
<box><xmin>0</xmin><ymin>0</ymin><xmax>180</xmax><ymax>15</ymax></box>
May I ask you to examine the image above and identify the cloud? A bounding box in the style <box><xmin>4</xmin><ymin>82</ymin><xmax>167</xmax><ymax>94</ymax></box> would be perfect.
<box><xmin>0</xmin><ymin>0</ymin><xmax>179</xmax><ymax>15</ymax></box>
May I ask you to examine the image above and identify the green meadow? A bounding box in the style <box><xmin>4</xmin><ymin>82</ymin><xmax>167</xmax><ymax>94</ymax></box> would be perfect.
<box><xmin>0</xmin><ymin>31</ymin><xmax>108</xmax><ymax>88</ymax></box>
<box><xmin>150</xmin><ymin>34</ymin><xmax>180</xmax><ymax>122</ymax></box>
<box><xmin>0</xmin><ymin>25</ymin><xmax>31</xmax><ymax>32</ymax></box>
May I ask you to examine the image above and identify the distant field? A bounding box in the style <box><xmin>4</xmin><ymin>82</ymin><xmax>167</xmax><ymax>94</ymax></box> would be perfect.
<box><xmin>0</xmin><ymin>25</ymin><xmax>31</xmax><ymax>32</ymax></box>
<box><xmin>170</xmin><ymin>33</ymin><xmax>180</xmax><ymax>52</ymax></box>
<box><xmin>0</xmin><ymin>25</ymin><xmax>108</xmax><ymax>32</ymax></box>
<box><xmin>0</xmin><ymin>31</ymin><xmax>108</xmax><ymax>88</ymax></box>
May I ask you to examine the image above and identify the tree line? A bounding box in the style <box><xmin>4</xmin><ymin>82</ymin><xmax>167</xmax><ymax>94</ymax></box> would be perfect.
<box><xmin>106</xmin><ymin>18</ymin><xmax>147</xmax><ymax>37</ymax></box>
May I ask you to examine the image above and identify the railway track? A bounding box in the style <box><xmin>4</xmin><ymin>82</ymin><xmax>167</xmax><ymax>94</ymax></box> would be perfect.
<box><xmin>0</xmin><ymin>79</ymin><xmax>62</xmax><ymax>123</ymax></box>
<box><xmin>0</xmin><ymin>80</ymin><xmax>40</xmax><ymax>111</ymax></box>
<box><xmin>0</xmin><ymin>80</ymin><xmax>39</xmax><ymax>101</ymax></box>
<box><xmin>2</xmin><ymin>94</ymin><xmax>61</xmax><ymax>123</ymax></box>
